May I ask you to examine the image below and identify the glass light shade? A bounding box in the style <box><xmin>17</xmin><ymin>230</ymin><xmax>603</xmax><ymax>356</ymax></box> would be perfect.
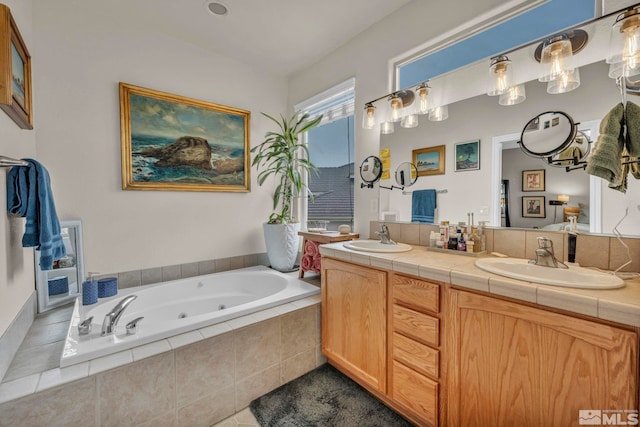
<box><xmin>498</xmin><ymin>84</ymin><xmax>526</xmax><ymax>106</ymax></box>
<box><xmin>547</xmin><ymin>68</ymin><xmax>580</xmax><ymax>94</ymax></box>
<box><xmin>539</xmin><ymin>37</ymin><xmax>575</xmax><ymax>83</ymax></box>
<box><xmin>428</xmin><ymin>105</ymin><xmax>448</xmax><ymax>121</ymax></box>
<box><xmin>608</xmin><ymin>10</ymin><xmax>640</xmax><ymax>76</ymax></box>
<box><xmin>415</xmin><ymin>83</ymin><xmax>430</xmax><ymax>114</ymax></box>
<box><xmin>380</xmin><ymin>121</ymin><xmax>395</xmax><ymax>134</ymax></box>
<box><xmin>388</xmin><ymin>95</ymin><xmax>403</xmax><ymax>122</ymax></box>
<box><xmin>487</xmin><ymin>56</ymin><xmax>513</xmax><ymax>96</ymax></box>
<box><xmin>400</xmin><ymin>113</ymin><xmax>419</xmax><ymax>128</ymax></box>
<box><xmin>558</xmin><ymin>194</ymin><xmax>570</xmax><ymax>203</ymax></box>
<box><xmin>362</xmin><ymin>104</ymin><xmax>376</xmax><ymax>129</ymax></box>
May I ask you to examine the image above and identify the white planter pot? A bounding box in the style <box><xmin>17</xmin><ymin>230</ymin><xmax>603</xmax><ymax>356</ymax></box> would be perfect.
<box><xmin>263</xmin><ymin>222</ymin><xmax>301</xmax><ymax>271</ymax></box>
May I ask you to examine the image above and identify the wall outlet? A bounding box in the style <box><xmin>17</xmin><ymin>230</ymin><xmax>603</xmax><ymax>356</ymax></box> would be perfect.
<box><xmin>479</xmin><ymin>206</ymin><xmax>489</xmax><ymax>215</ymax></box>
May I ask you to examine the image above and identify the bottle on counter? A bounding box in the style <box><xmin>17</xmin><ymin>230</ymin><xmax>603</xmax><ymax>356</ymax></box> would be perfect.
<box><xmin>458</xmin><ymin>234</ymin><xmax>466</xmax><ymax>251</ymax></box>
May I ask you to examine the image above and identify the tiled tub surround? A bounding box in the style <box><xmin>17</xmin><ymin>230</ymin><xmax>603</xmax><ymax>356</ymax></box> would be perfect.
<box><xmin>324</xmin><ymin>238</ymin><xmax>640</xmax><ymax>328</ymax></box>
<box><xmin>369</xmin><ymin>221</ymin><xmax>640</xmax><ymax>274</ymax></box>
<box><xmin>0</xmin><ymin>295</ymin><xmax>323</xmax><ymax>426</ymax></box>
<box><xmin>62</xmin><ymin>266</ymin><xmax>319</xmax><ymax>366</ymax></box>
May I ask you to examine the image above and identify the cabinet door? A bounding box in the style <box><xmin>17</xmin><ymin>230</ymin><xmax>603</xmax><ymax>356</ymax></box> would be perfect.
<box><xmin>447</xmin><ymin>290</ymin><xmax>638</xmax><ymax>427</ymax></box>
<box><xmin>322</xmin><ymin>258</ymin><xmax>387</xmax><ymax>393</ymax></box>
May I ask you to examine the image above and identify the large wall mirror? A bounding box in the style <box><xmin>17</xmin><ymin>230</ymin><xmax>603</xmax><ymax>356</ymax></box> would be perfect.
<box><xmin>377</xmin><ymin>1</ymin><xmax>640</xmax><ymax>237</ymax></box>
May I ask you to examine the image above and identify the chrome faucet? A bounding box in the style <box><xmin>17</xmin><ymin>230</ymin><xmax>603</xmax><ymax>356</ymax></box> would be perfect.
<box><xmin>375</xmin><ymin>223</ymin><xmax>396</xmax><ymax>245</ymax></box>
<box><xmin>101</xmin><ymin>295</ymin><xmax>138</xmax><ymax>336</ymax></box>
<box><xmin>529</xmin><ymin>237</ymin><xmax>568</xmax><ymax>268</ymax></box>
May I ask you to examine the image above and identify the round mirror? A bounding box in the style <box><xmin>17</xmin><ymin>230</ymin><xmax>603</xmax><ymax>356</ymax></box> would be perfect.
<box><xmin>548</xmin><ymin>130</ymin><xmax>591</xmax><ymax>167</ymax></box>
<box><xmin>359</xmin><ymin>156</ymin><xmax>382</xmax><ymax>187</ymax></box>
<box><xmin>395</xmin><ymin>162</ymin><xmax>418</xmax><ymax>187</ymax></box>
<box><xmin>519</xmin><ymin>111</ymin><xmax>576</xmax><ymax>157</ymax></box>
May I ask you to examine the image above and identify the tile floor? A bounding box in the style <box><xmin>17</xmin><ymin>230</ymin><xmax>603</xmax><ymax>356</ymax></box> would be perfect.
<box><xmin>213</xmin><ymin>407</ymin><xmax>260</xmax><ymax>426</ymax></box>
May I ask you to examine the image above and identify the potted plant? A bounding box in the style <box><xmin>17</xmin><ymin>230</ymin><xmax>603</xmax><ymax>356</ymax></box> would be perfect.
<box><xmin>251</xmin><ymin>112</ymin><xmax>322</xmax><ymax>271</ymax></box>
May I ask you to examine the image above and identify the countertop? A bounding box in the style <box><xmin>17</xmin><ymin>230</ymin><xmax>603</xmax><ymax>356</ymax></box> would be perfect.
<box><xmin>319</xmin><ymin>242</ymin><xmax>640</xmax><ymax>328</ymax></box>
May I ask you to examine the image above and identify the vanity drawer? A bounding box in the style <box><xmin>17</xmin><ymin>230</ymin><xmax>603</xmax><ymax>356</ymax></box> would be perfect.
<box><xmin>392</xmin><ymin>275</ymin><xmax>439</xmax><ymax>314</ymax></box>
<box><xmin>392</xmin><ymin>360</ymin><xmax>438</xmax><ymax>426</ymax></box>
<box><xmin>393</xmin><ymin>332</ymin><xmax>439</xmax><ymax>379</ymax></box>
<box><xmin>393</xmin><ymin>305</ymin><xmax>439</xmax><ymax>347</ymax></box>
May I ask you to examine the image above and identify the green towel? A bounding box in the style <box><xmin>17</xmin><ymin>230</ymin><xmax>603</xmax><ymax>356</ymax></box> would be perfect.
<box><xmin>557</xmin><ymin>146</ymin><xmax>582</xmax><ymax>164</ymax></box>
<box><xmin>586</xmin><ymin>103</ymin><xmax>625</xmax><ymax>187</ymax></box>
<box><xmin>626</xmin><ymin>101</ymin><xmax>640</xmax><ymax>157</ymax></box>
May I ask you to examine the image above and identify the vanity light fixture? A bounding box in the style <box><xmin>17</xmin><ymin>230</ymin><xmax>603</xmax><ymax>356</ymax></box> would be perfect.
<box><xmin>607</xmin><ymin>7</ymin><xmax>640</xmax><ymax>78</ymax></box>
<box><xmin>499</xmin><ymin>83</ymin><xmax>526</xmax><ymax>106</ymax></box>
<box><xmin>487</xmin><ymin>55</ymin><xmax>513</xmax><ymax>96</ymax></box>
<box><xmin>362</xmin><ymin>103</ymin><xmax>376</xmax><ymax>129</ymax></box>
<box><xmin>388</xmin><ymin>94</ymin><xmax>404</xmax><ymax>123</ymax></box>
<box><xmin>428</xmin><ymin>105</ymin><xmax>448</xmax><ymax>121</ymax></box>
<box><xmin>535</xmin><ymin>30</ymin><xmax>588</xmax><ymax>94</ymax></box>
<box><xmin>557</xmin><ymin>194</ymin><xmax>570</xmax><ymax>203</ymax></box>
<box><xmin>415</xmin><ymin>82</ymin><xmax>431</xmax><ymax>115</ymax></box>
<box><xmin>380</xmin><ymin>121</ymin><xmax>395</xmax><ymax>134</ymax></box>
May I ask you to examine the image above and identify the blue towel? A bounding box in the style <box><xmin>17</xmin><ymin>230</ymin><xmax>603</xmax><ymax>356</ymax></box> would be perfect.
<box><xmin>6</xmin><ymin>159</ymin><xmax>65</xmax><ymax>270</ymax></box>
<box><xmin>412</xmin><ymin>189</ymin><xmax>437</xmax><ymax>223</ymax></box>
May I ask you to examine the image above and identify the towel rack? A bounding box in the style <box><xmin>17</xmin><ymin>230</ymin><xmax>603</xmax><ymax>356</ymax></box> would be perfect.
<box><xmin>0</xmin><ymin>155</ymin><xmax>28</xmax><ymax>167</ymax></box>
<box><xmin>402</xmin><ymin>189</ymin><xmax>448</xmax><ymax>195</ymax></box>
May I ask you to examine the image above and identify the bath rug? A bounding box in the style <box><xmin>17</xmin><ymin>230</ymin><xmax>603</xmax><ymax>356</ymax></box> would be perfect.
<box><xmin>250</xmin><ymin>364</ymin><xmax>414</xmax><ymax>426</ymax></box>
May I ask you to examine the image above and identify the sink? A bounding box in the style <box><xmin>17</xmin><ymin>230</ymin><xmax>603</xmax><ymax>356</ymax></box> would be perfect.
<box><xmin>343</xmin><ymin>240</ymin><xmax>413</xmax><ymax>253</ymax></box>
<box><xmin>475</xmin><ymin>257</ymin><xmax>624</xmax><ymax>289</ymax></box>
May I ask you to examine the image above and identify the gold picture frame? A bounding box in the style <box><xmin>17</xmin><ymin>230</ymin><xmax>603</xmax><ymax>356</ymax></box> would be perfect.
<box><xmin>120</xmin><ymin>83</ymin><xmax>250</xmax><ymax>192</ymax></box>
<box><xmin>0</xmin><ymin>4</ymin><xmax>32</xmax><ymax>129</ymax></box>
<box><xmin>413</xmin><ymin>145</ymin><xmax>446</xmax><ymax>176</ymax></box>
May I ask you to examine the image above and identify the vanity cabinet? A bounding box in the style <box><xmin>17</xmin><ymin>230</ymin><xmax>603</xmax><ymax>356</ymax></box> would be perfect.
<box><xmin>446</xmin><ymin>289</ymin><xmax>638</xmax><ymax>427</ymax></box>
<box><xmin>321</xmin><ymin>258</ymin><xmax>387</xmax><ymax>393</ymax></box>
<box><xmin>389</xmin><ymin>274</ymin><xmax>442</xmax><ymax>427</ymax></box>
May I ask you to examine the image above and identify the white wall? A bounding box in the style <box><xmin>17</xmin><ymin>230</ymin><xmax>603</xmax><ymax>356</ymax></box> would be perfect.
<box><xmin>32</xmin><ymin>1</ymin><xmax>287</xmax><ymax>275</ymax></box>
<box><xmin>0</xmin><ymin>0</ymin><xmax>36</xmax><ymax>337</ymax></box>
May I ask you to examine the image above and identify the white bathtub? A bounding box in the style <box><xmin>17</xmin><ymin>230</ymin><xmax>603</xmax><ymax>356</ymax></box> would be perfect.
<box><xmin>61</xmin><ymin>265</ymin><xmax>319</xmax><ymax>367</ymax></box>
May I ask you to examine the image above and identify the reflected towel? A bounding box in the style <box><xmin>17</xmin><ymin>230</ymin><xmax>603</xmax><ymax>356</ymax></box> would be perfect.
<box><xmin>626</xmin><ymin>101</ymin><xmax>640</xmax><ymax>157</ymax></box>
<box><xmin>6</xmin><ymin>159</ymin><xmax>65</xmax><ymax>270</ymax></box>
<box><xmin>411</xmin><ymin>189</ymin><xmax>437</xmax><ymax>223</ymax></box>
<box><xmin>586</xmin><ymin>103</ymin><xmax>625</xmax><ymax>191</ymax></box>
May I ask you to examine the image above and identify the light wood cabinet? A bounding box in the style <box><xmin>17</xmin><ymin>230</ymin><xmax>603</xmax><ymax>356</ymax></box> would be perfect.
<box><xmin>321</xmin><ymin>258</ymin><xmax>387</xmax><ymax>393</ymax></box>
<box><xmin>446</xmin><ymin>289</ymin><xmax>638</xmax><ymax>427</ymax></box>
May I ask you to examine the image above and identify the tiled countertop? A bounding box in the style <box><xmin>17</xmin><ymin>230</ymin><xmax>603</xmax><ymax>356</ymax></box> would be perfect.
<box><xmin>320</xmin><ymin>242</ymin><xmax>640</xmax><ymax>328</ymax></box>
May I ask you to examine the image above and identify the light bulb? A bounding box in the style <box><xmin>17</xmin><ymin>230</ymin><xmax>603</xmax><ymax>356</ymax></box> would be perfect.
<box><xmin>622</xmin><ymin>15</ymin><xmax>640</xmax><ymax>72</ymax></box>
<box><xmin>362</xmin><ymin>104</ymin><xmax>376</xmax><ymax>129</ymax></box>
<box><xmin>415</xmin><ymin>83</ymin><xmax>430</xmax><ymax>114</ymax></box>
<box><xmin>488</xmin><ymin>56</ymin><xmax>512</xmax><ymax>96</ymax></box>
<box><xmin>547</xmin><ymin>68</ymin><xmax>580</xmax><ymax>94</ymax></box>
<box><xmin>499</xmin><ymin>84</ymin><xmax>526</xmax><ymax>106</ymax></box>
<box><xmin>388</xmin><ymin>95</ymin><xmax>403</xmax><ymax>122</ymax></box>
<box><xmin>539</xmin><ymin>37</ymin><xmax>574</xmax><ymax>83</ymax></box>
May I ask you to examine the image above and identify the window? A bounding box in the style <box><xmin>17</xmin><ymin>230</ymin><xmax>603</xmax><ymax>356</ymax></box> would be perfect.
<box><xmin>295</xmin><ymin>78</ymin><xmax>355</xmax><ymax>231</ymax></box>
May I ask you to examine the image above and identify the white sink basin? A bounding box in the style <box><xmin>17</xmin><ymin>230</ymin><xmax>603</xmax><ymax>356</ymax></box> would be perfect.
<box><xmin>343</xmin><ymin>240</ymin><xmax>413</xmax><ymax>253</ymax></box>
<box><xmin>475</xmin><ymin>257</ymin><xmax>624</xmax><ymax>289</ymax></box>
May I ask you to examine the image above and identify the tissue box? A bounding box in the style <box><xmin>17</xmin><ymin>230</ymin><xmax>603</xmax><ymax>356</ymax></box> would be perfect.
<box><xmin>98</xmin><ymin>277</ymin><xmax>118</xmax><ymax>298</ymax></box>
<box><xmin>48</xmin><ymin>276</ymin><xmax>68</xmax><ymax>295</ymax></box>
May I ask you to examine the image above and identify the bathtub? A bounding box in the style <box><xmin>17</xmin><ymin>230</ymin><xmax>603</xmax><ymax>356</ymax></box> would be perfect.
<box><xmin>61</xmin><ymin>265</ymin><xmax>320</xmax><ymax>367</ymax></box>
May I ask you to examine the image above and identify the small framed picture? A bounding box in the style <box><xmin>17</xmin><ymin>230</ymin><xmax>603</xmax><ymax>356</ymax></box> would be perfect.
<box><xmin>413</xmin><ymin>145</ymin><xmax>445</xmax><ymax>176</ymax></box>
<box><xmin>522</xmin><ymin>196</ymin><xmax>546</xmax><ymax>218</ymax></box>
<box><xmin>522</xmin><ymin>169</ymin><xmax>545</xmax><ymax>192</ymax></box>
<box><xmin>454</xmin><ymin>139</ymin><xmax>480</xmax><ymax>172</ymax></box>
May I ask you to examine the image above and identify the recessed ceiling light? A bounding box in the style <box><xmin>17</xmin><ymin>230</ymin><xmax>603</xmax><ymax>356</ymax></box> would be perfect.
<box><xmin>205</xmin><ymin>1</ymin><xmax>229</xmax><ymax>17</ymax></box>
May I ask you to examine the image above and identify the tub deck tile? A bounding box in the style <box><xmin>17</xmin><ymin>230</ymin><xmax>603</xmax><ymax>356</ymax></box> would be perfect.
<box><xmin>168</xmin><ymin>331</ymin><xmax>204</xmax><ymax>349</ymax></box>
<box><xmin>199</xmin><ymin>322</ymin><xmax>233</xmax><ymax>339</ymax></box>
<box><xmin>89</xmin><ymin>350</ymin><xmax>134</xmax><ymax>375</ymax></box>
<box><xmin>226</xmin><ymin>315</ymin><xmax>258</xmax><ymax>330</ymax></box>
<box><xmin>0</xmin><ymin>373</ymin><xmax>39</xmax><ymax>404</ymax></box>
<box><xmin>36</xmin><ymin>362</ymin><xmax>89</xmax><ymax>392</ymax></box>
<box><xmin>272</xmin><ymin>303</ymin><xmax>300</xmax><ymax>316</ymax></box>
<box><xmin>132</xmin><ymin>340</ymin><xmax>172</xmax><ymax>361</ymax></box>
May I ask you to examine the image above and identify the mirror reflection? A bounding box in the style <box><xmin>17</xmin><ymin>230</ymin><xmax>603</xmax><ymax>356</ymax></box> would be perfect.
<box><xmin>395</xmin><ymin>162</ymin><xmax>418</xmax><ymax>188</ymax></box>
<box><xmin>360</xmin><ymin>156</ymin><xmax>382</xmax><ymax>188</ymax></box>
<box><xmin>520</xmin><ymin>111</ymin><xmax>576</xmax><ymax>157</ymax></box>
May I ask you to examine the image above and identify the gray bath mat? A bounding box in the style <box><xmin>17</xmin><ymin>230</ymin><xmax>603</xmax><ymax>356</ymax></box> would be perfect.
<box><xmin>249</xmin><ymin>364</ymin><xmax>414</xmax><ymax>426</ymax></box>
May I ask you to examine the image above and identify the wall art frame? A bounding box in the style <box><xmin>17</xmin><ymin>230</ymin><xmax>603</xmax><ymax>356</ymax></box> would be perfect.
<box><xmin>454</xmin><ymin>139</ymin><xmax>480</xmax><ymax>172</ymax></box>
<box><xmin>522</xmin><ymin>195</ymin><xmax>546</xmax><ymax>218</ymax></box>
<box><xmin>120</xmin><ymin>82</ymin><xmax>250</xmax><ymax>192</ymax></box>
<box><xmin>522</xmin><ymin>169</ymin><xmax>545</xmax><ymax>192</ymax></box>
<box><xmin>0</xmin><ymin>4</ymin><xmax>32</xmax><ymax>129</ymax></box>
<box><xmin>413</xmin><ymin>145</ymin><xmax>445</xmax><ymax>176</ymax></box>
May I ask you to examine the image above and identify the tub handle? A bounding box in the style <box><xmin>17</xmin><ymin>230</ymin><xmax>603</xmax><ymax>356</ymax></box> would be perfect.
<box><xmin>78</xmin><ymin>316</ymin><xmax>93</xmax><ymax>336</ymax></box>
<box><xmin>126</xmin><ymin>317</ymin><xmax>144</xmax><ymax>335</ymax></box>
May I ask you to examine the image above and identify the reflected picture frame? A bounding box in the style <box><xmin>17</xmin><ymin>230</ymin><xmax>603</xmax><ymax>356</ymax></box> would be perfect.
<box><xmin>454</xmin><ymin>139</ymin><xmax>480</xmax><ymax>172</ymax></box>
<box><xmin>522</xmin><ymin>196</ymin><xmax>545</xmax><ymax>218</ymax></box>
<box><xmin>120</xmin><ymin>83</ymin><xmax>250</xmax><ymax>192</ymax></box>
<box><xmin>0</xmin><ymin>4</ymin><xmax>32</xmax><ymax>129</ymax></box>
<box><xmin>413</xmin><ymin>145</ymin><xmax>445</xmax><ymax>176</ymax></box>
<box><xmin>522</xmin><ymin>169</ymin><xmax>545</xmax><ymax>192</ymax></box>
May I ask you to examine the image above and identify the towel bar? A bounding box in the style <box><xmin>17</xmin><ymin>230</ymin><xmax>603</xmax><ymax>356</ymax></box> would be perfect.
<box><xmin>402</xmin><ymin>189</ymin><xmax>448</xmax><ymax>195</ymax></box>
<box><xmin>0</xmin><ymin>155</ymin><xmax>28</xmax><ymax>167</ymax></box>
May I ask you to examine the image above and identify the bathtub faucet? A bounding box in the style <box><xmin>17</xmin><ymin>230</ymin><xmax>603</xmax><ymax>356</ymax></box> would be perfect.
<box><xmin>101</xmin><ymin>295</ymin><xmax>138</xmax><ymax>336</ymax></box>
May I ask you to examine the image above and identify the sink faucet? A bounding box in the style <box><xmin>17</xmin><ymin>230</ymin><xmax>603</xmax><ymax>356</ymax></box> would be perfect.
<box><xmin>101</xmin><ymin>295</ymin><xmax>137</xmax><ymax>336</ymax></box>
<box><xmin>529</xmin><ymin>237</ymin><xmax>568</xmax><ymax>268</ymax></box>
<box><xmin>375</xmin><ymin>223</ymin><xmax>396</xmax><ymax>245</ymax></box>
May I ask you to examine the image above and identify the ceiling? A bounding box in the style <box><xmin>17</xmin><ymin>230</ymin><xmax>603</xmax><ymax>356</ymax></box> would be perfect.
<box><xmin>108</xmin><ymin>0</ymin><xmax>412</xmax><ymax>77</ymax></box>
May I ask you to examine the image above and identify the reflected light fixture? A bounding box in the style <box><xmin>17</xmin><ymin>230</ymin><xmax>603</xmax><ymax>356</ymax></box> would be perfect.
<box><xmin>415</xmin><ymin>82</ymin><xmax>431</xmax><ymax>114</ymax></box>
<box><xmin>487</xmin><ymin>55</ymin><xmax>513</xmax><ymax>96</ymax></box>
<box><xmin>557</xmin><ymin>194</ymin><xmax>570</xmax><ymax>203</ymax></box>
<box><xmin>380</xmin><ymin>121</ymin><xmax>395</xmax><ymax>134</ymax></box>
<box><xmin>388</xmin><ymin>94</ymin><xmax>404</xmax><ymax>122</ymax></box>
<box><xmin>608</xmin><ymin>8</ymin><xmax>640</xmax><ymax>78</ymax></box>
<box><xmin>362</xmin><ymin>103</ymin><xmax>376</xmax><ymax>129</ymax></box>
<box><xmin>428</xmin><ymin>105</ymin><xmax>448</xmax><ymax>121</ymax></box>
<box><xmin>400</xmin><ymin>110</ymin><xmax>419</xmax><ymax>128</ymax></box>
<box><xmin>498</xmin><ymin>84</ymin><xmax>526</xmax><ymax>106</ymax></box>
<box><xmin>535</xmin><ymin>30</ymin><xmax>587</xmax><ymax>94</ymax></box>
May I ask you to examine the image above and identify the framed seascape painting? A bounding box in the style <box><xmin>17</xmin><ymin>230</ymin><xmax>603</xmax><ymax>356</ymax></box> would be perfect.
<box><xmin>522</xmin><ymin>196</ymin><xmax>545</xmax><ymax>218</ymax></box>
<box><xmin>120</xmin><ymin>83</ymin><xmax>250</xmax><ymax>192</ymax></box>
<box><xmin>454</xmin><ymin>139</ymin><xmax>480</xmax><ymax>172</ymax></box>
<box><xmin>0</xmin><ymin>4</ymin><xmax>32</xmax><ymax>129</ymax></box>
<box><xmin>413</xmin><ymin>145</ymin><xmax>445</xmax><ymax>176</ymax></box>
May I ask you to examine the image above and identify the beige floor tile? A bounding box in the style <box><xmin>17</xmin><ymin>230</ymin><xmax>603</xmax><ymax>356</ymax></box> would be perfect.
<box><xmin>235</xmin><ymin>407</ymin><xmax>258</xmax><ymax>424</ymax></box>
